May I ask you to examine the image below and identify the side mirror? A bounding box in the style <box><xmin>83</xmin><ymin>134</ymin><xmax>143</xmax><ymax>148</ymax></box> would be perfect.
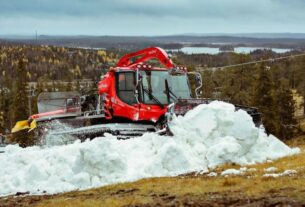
<box><xmin>195</xmin><ymin>74</ymin><xmax>202</xmax><ymax>87</ymax></box>
<box><xmin>66</xmin><ymin>98</ymin><xmax>74</xmax><ymax>107</ymax></box>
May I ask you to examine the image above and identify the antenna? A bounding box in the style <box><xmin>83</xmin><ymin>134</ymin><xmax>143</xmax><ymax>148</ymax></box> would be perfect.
<box><xmin>35</xmin><ymin>30</ymin><xmax>38</xmax><ymax>43</ymax></box>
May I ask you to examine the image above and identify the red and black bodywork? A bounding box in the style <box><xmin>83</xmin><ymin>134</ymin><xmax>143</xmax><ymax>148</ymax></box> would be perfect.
<box><xmin>27</xmin><ymin>47</ymin><xmax>195</xmax><ymax>126</ymax></box>
<box><xmin>98</xmin><ymin>47</ymin><xmax>180</xmax><ymax>124</ymax></box>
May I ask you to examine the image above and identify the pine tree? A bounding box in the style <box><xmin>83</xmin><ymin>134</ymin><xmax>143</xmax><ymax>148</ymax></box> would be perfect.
<box><xmin>0</xmin><ymin>82</ymin><xmax>4</xmax><ymax>133</ymax></box>
<box><xmin>0</xmin><ymin>111</ymin><xmax>4</xmax><ymax>133</ymax></box>
<box><xmin>12</xmin><ymin>59</ymin><xmax>28</xmax><ymax>122</ymax></box>
<box><xmin>76</xmin><ymin>80</ymin><xmax>81</xmax><ymax>92</ymax></box>
<box><xmin>11</xmin><ymin>59</ymin><xmax>31</xmax><ymax>146</ymax></box>
<box><xmin>253</xmin><ymin>64</ymin><xmax>279</xmax><ymax>135</ymax></box>
<box><xmin>201</xmin><ymin>69</ymin><xmax>215</xmax><ymax>98</ymax></box>
<box><xmin>276</xmin><ymin>79</ymin><xmax>297</xmax><ymax>139</ymax></box>
<box><xmin>66</xmin><ymin>81</ymin><xmax>73</xmax><ymax>91</ymax></box>
<box><xmin>0</xmin><ymin>87</ymin><xmax>5</xmax><ymax>133</ymax></box>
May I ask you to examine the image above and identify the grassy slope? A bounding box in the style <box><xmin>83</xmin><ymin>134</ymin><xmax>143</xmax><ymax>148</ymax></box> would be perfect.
<box><xmin>1</xmin><ymin>137</ymin><xmax>305</xmax><ymax>207</ymax></box>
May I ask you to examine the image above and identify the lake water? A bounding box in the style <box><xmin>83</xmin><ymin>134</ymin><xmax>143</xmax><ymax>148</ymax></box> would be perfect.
<box><xmin>168</xmin><ymin>47</ymin><xmax>291</xmax><ymax>55</ymax></box>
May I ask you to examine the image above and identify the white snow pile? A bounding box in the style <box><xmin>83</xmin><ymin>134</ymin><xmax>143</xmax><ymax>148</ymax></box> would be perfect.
<box><xmin>264</xmin><ymin>167</ymin><xmax>278</xmax><ymax>173</ymax></box>
<box><xmin>0</xmin><ymin>101</ymin><xmax>300</xmax><ymax>196</ymax></box>
<box><xmin>263</xmin><ymin>169</ymin><xmax>297</xmax><ymax>178</ymax></box>
<box><xmin>219</xmin><ymin>167</ymin><xmax>256</xmax><ymax>177</ymax></box>
<box><xmin>221</xmin><ymin>169</ymin><xmax>243</xmax><ymax>176</ymax></box>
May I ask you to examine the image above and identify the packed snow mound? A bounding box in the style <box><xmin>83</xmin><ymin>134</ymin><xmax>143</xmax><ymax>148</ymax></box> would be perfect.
<box><xmin>0</xmin><ymin>101</ymin><xmax>299</xmax><ymax>196</ymax></box>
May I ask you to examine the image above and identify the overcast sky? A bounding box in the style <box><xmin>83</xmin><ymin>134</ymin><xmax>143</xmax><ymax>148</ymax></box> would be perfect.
<box><xmin>1</xmin><ymin>0</ymin><xmax>305</xmax><ymax>36</ymax></box>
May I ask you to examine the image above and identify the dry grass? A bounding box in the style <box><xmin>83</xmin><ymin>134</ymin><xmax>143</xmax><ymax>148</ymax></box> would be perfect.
<box><xmin>1</xmin><ymin>136</ymin><xmax>305</xmax><ymax>207</ymax></box>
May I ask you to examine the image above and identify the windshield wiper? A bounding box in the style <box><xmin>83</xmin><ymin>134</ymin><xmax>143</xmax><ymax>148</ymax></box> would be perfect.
<box><xmin>142</xmin><ymin>86</ymin><xmax>164</xmax><ymax>109</ymax></box>
<box><xmin>165</xmin><ymin>79</ymin><xmax>178</xmax><ymax>103</ymax></box>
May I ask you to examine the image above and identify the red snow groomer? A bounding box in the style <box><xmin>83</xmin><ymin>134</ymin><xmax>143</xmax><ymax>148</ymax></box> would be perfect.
<box><xmin>12</xmin><ymin>47</ymin><xmax>261</xmax><ymax>139</ymax></box>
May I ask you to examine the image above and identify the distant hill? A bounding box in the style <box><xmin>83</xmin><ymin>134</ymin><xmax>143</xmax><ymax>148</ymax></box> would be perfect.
<box><xmin>2</xmin><ymin>33</ymin><xmax>305</xmax><ymax>50</ymax></box>
<box><xmin>180</xmin><ymin>33</ymin><xmax>305</xmax><ymax>39</ymax></box>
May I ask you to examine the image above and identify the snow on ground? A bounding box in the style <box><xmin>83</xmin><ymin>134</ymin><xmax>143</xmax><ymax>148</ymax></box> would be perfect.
<box><xmin>220</xmin><ymin>167</ymin><xmax>256</xmax><ymax>176</ymax></box>
<box><xmin>221</xmin><ymin>169</ymin><xmax>243</xmax><ymax>176</ymax></box>
<box><xmin>0</xmin><ymin>101</ymin><xmax>300</xmax><ymax>196</ymax></box>
<box><xmin>264</xmin><ymin>167</ymin><xmax>278</xmax><ymax>173</ymax></box>
<box><xmin>263</xmin><ymin>170</ymin><xmax>297</xmax><ymax>178</ymax></box>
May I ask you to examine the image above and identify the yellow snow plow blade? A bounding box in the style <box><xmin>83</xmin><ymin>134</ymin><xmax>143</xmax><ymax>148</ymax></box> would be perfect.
<box><xmin>11</xmin><ymin>120</ymin><xmax>37</xmax><ymax>133</ymax></box>
<box><xmin>28</xmin><ymin>120</ymin><xmax>37</xmax><ymax>132</ymax></box>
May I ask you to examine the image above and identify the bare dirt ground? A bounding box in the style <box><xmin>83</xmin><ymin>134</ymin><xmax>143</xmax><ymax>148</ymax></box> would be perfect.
<box><xmin>1</xmin><ymin>177</ymin><xmax>305</xmax><ymax>207</ymax></box>
<box><xmin>1</xmin><ymin>136</ymin><xmax>305</xmax><ymax>207</ymax></box>
<box><xmin>1</xmin><ymin>189</ymin><xmax>305</xmax><ymax>207</ymax></box>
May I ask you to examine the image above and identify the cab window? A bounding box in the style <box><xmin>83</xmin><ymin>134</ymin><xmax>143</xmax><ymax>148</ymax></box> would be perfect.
<box><xmin>116</xmin><ymin>72</ymin><xmax>137</xmax><ymax>105</ymax></box>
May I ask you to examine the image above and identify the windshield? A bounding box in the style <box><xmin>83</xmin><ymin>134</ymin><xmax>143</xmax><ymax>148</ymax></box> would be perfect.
<box><xmin>140</xmin><ymin>70</ymin><xmax>191</xmax><ymax>105</ymax></box>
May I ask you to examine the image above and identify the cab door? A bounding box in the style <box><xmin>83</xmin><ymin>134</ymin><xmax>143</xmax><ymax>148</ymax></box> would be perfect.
<box><xmin>113</xmin><ymin>71</ymin><xmax>141</xmax><ymax>120</ymax></box>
